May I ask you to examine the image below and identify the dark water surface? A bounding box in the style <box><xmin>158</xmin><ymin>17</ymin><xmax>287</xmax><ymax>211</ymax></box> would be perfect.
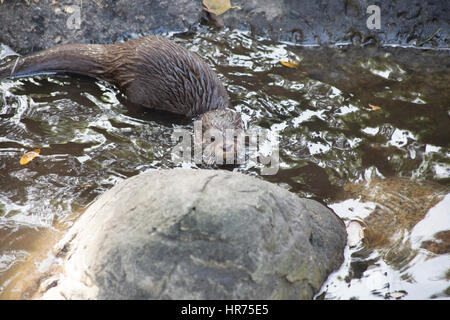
<box><xmin>0</xmin><ymin>29</ymin><xmax>449</xmax><ymax>299</ymax></box>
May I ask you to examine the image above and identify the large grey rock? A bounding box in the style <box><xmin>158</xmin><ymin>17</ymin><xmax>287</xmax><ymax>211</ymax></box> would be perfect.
<box><xmin>36</xmin><ymin>169</ymin><xmax>346</xmax><ymax>300</ymax></box>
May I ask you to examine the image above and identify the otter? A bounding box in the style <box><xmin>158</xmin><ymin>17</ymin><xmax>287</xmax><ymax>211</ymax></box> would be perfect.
<box><xmin>0</xmin><ymin>35</ymin><xmax>244</xmax><ymax>163</ymax></box>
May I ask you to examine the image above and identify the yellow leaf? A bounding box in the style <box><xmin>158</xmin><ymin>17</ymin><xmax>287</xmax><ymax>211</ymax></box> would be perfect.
<box><xmin>368</xmin><ymin>104</ymin><xmax>381</xmax><ymax>110</ymax></box>
<box><xmin>280</xmin><ymin>60</ymin><xmax>300</xmax><ymax>69</ymax></box>
<box><xmin>203</xmin><ymin>0</ymin><xmax>241</xmax><ymax>16</ymax></box>
<box><xmin>20</xmin><ymin>148</ymin><xmax>40</xmax><ymax>165</ymax></box>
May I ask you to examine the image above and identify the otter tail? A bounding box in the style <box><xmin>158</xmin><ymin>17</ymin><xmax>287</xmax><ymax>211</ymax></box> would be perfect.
<box><xmin>0</xmin><ymin>44</ymin><xmax>108</xmax><ymax>79</ymax></box>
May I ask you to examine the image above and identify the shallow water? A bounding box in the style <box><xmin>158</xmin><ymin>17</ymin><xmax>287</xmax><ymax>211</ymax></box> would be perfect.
<box><xmin>0</xmin><ymin>28</ymin><xmax>449</xmax><ymax>299</ymax></box>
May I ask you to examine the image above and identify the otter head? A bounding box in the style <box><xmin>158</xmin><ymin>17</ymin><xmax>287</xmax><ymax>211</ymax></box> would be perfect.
<box><xmin>196</xmin><ymin>109</ymin><xmax>245</xmax><ymax>165</ymax></box>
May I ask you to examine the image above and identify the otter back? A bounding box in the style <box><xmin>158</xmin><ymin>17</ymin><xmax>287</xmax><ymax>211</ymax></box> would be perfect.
<box><xmin>0</xmin><ymin>36</ymin><xmax>230</xmax><ymax>117</ymax></box>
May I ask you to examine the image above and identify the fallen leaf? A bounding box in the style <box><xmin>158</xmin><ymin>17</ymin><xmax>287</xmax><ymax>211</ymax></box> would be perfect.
<box><xmin>369</xmin><ymin>104</ymin><xmax>381</xmax><ymax>110</ymax></box>
<box><xmin>91</xmin><ymin>0</ymin><xmax>103</xmax><ymax>8</ymax></box>
<box><xmin>202</xmin><ymin>0</ymin><xmax>241</xmax><ymax>16</ymax></box>
<box><xmin>280</xmin><ymin>60</ymin><xmax>300</xmax><ymax>69</ymax></box>
<box><xmin>64</xmin><ymin>6</ymin><xmax>75</xmax><ymax>14</ymax></box>
<box><xmin>20</xmin><ymin>148</ymin><xmax>40</xmax><ymax>165</ymax></box>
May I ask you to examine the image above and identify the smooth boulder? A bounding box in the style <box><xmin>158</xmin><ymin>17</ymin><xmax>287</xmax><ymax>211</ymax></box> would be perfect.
<box><xmin>37</xmin><ymin>169</ymin><xmax>346</xmax><ymax>299</ymax></box>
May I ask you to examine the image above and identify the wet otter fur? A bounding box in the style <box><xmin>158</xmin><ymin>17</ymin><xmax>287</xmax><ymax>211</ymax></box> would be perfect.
<box><xmin>0</xmin><ymin>35</ymin><xmax>244</xmax><ymax>163</ymax></box>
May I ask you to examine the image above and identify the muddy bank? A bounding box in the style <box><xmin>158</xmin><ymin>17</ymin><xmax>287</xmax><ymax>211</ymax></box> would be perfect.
<box><xmin>0</xmin><ymin>0</ymin><xmax>448</xmax><ymax>53</ymax></box>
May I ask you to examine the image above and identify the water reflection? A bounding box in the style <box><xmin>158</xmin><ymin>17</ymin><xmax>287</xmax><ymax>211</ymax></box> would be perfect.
<box><xmin>320</xmin><ymin>181</ymin><xmax>449</xmax><ymax>299</ymax></box>
<box><xmin>0</xmin><ymin>29</ymin><xmax>449</xmax><ymax>299</ymax></box>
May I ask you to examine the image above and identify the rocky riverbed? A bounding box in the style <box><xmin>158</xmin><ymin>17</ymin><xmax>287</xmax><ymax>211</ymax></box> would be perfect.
<box><xmin>0</xmin><ymin>0</ymin><xmax>447</xmax><ymax>54</ymax></box>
